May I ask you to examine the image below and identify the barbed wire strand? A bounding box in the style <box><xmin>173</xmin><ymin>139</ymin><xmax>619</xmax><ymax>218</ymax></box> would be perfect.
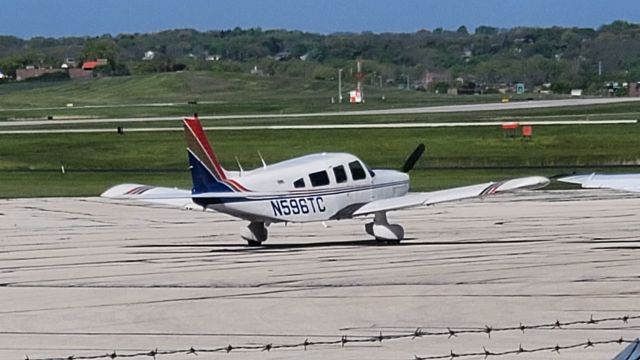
<box><xmin>25</xmin><ymin>314</ymin><xmax>640</xmax><ymax>360</ymax></box>
<box><xmin>414</xmin><ymin>338</ymin><xmax>637</xmax><ymax>360</ymax></box>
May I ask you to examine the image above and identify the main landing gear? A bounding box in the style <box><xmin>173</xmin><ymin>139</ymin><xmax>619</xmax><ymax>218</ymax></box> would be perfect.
<box><xmin>365</xmin><ymin>212</ymin><xmax>404</xmax><ymax>244</ymax></box>
<box><xmin>241</xmin><ymin>221</ymin><xmax>268</xmax><ymax>246</ymax></box>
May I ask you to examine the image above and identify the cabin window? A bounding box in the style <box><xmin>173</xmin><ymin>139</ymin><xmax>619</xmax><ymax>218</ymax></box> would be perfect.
<box><xmin>293</xmin><ymin>178</ymin><xmax>305</xmax><ymax>188</ymax></box>
<box><xmin>333</xmin><ymin>165</ymin><xmax>347</xmax><ymax>183</ymax></box>
<box><xmin>309</xmin><ymin>170</ymin><xmax>330</xmax><ymax>187</ymax></box>
<box><xmin>349</xmin><ymin>161</ymin><xmax>367</xmax><ymax>180</ymax></box>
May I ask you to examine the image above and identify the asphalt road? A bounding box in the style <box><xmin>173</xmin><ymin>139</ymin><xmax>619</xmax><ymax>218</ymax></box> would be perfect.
<box><xmin>1</xmin><ymin>189</ymin><xmax>639</xmax><ymax>359</ymax></box>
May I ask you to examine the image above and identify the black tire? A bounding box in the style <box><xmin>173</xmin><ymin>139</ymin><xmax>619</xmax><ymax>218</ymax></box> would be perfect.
<box><xmin>375</xmin><ymin>238</ymin><xmax>401</xmax><ymax>245</ymax></box>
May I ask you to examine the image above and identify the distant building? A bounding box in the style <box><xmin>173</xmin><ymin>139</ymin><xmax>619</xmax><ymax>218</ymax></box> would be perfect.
<box><xmin>68</xmin><ymin>68</ymin><xmax>93</xmax><ymax>80</ymax></box>
<box><xmin>273</xmin><ymin>51</ymin><xmax>290</xmax><ymax>61</ymax></box>
<box><xmin>82</xmin><ymin>61</ymin><xmax>98</xmax><ymax>70</ymax></box>
<box><xmin>80</xmin><ymin>59</ymin><xmax>108</xmax><ymax>71</ymax></box>
<box><xmin>250</xmin><ymin>65</ymin><xmax>263</xmax><ymax>75</ymax></box>
<box><xmin>571</xmin><ymin>89</ymin><xmax>583</xmax><ymax>97</ymax></box>
<box><xmin>421</xmin><ymin>70</ymin><xmax>452</xmax><ymax>89</ymax></box>
<box><xmin>205</xmin><ymin>54</ymin><xmax>222</xmax><ymax>61</ymax></box>
<box><xmin>16</xmin><ymin>68</ymin><xmax>60</xmax><ymax>81</ymax></box>
<box><xmin>349</xmin><ymin>89</ymin><xmax>363</xmax><ymax>103</ymax></box>
<box><xmin>629</xmin><ymin>82</ymin><xmax>640</xmax><ymax>97</ymax></box>
<box><xmin>0</xmin><ymin>69</ymin><xmax>5</xmax><ymax>79</ymax></box>
<box><xmin>63</xmin><ymin>58</ymin><xmax>77</xmax><ymax>68</ymax></box>
<box><xmin>142</xmin><ymin>51</ymin><xmax>155</xmax><ymax>61</ymax></box>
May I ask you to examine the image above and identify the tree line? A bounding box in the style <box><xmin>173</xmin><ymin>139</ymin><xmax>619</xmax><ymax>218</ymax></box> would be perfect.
<box><xmin>1</xmin><ymin>21</ymin><xmax>639</xmax><ymax>93</ymax></box>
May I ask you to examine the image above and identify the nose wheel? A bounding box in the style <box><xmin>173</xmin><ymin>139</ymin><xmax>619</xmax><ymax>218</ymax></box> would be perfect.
<box><xmin>365</xmin><ymin>212</ymin><xmax>404</xmax><ymax>244</ymax></box>
<box><xmin>242</xmin><ymin>221</ymin><xmax>268</xmax><ymax>246</ymax></box>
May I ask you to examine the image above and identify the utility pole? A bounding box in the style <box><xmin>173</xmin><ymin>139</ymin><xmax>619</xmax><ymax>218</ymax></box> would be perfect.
<box><xmin>598</xmin><ymin>61</ymin><xmax>602</xmax><ymax>77</ymax></box>
<box><xmin>338</xmin><ymin>68</ymin><xmax>343</xmax><ymax>103</ymax></box>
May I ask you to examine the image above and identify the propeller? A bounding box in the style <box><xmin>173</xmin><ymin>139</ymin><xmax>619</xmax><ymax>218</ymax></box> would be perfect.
<box><xmin>401</xmin><ymin>143</ymin><xmax>426</xmax><ymax>173</ymax></box>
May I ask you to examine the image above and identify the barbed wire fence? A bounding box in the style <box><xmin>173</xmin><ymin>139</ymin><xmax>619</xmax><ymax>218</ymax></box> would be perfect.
<box><xmin>26</xmin><ymin>314</ymin><xmax>640</xmax><ymax>360</ymax></box>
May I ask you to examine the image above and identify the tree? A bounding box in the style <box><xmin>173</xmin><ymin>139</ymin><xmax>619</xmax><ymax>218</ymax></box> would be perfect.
<box><xmin>475</xmin><ymin>26</ymin><xmax>498</xmax><ymax>36</ymax></box>
<box><xmin>80</xmin><ymin>38</ymin><xmax>119</xmax><ymax>67</ymax></box>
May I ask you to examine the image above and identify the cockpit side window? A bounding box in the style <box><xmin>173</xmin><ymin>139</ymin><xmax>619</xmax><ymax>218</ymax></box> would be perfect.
<box><xmin>333</xmin><ymin>165</ymin><xmax>347</xmax><ymax>183</ymax></box>
<box><xmin>348</xmin><ymin>160</ymin><xmax>367</xmax><ymax>180</ymax></box>
<box><xmin>309</xmin><ymin>170</ymin><xmax>330</xmax><ymax>187</ymax></box>
<box><xmin>293</xmin><ymin>178</ymin><xmax>305</xmax><ymax>188</ymax></box>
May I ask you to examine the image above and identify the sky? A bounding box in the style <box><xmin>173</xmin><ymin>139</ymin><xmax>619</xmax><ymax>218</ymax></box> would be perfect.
<box><xmin>0</xmin><ymin>0</ymin><xmax>638</xmax><ymax>39</ymax></box>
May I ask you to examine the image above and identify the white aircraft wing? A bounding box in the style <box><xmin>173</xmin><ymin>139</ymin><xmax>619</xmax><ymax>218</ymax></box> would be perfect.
<box><xmin>353</xmin><ymin>176</ymin><xmax>549</xmax><ymax>216</ymax></box>
<box><xmin>558</xmin><ymin>173</ymin><xmax>640</xmax><ymax>192</ymax></box>
<box><xmin>101</xmin><ymin>184</ymin><xmax>284</xmax><ymax>210</ymax></box>
<box><xmin>101</xmin><ymin>183</ymin><xmax>200</xmax><ymax>209</ymax></box>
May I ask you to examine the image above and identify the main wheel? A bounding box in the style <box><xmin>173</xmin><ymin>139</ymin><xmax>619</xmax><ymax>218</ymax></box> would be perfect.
<box><xmin>241</xmin><ymin>221</ymin><xmax>268</xmax><ymax>245</ymax></box>
<box><xmin>375</xmin><ymin>238</ymin><xmax>401</xmax><ymax>245</ymax></box>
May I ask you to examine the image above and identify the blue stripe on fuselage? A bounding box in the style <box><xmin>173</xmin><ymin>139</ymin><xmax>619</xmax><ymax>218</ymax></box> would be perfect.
<box><xmin>193</xmin><ymin>180</ymin><xmax>409</xmax><ymax>206</ymax></box>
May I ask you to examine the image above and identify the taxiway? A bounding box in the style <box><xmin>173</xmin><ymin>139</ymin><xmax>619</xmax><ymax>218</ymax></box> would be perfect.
<box><xmin>0</xmin><ymin>190</ymin><xmax>639</xmax><ymax>359</ymax></box>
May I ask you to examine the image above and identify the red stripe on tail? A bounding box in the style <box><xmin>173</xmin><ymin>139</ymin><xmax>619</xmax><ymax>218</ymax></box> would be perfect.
<box><xmin>183</xmin><ymin>117</ymin><xmax>227</xmax><ymax>180</ymax></box>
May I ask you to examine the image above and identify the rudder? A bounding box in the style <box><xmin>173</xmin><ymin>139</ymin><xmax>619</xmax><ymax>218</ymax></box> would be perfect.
<box><xmin>183</xmin><ymin>116</ymin><xmax>236</xmax><ymax>194</ymax></box>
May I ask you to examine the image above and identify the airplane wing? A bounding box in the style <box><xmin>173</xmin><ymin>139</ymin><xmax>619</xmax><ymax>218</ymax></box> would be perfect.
<box><xmin>101</xmin><ymin>184</ymin><xmax>282</xmax><ymax>210</ymax></box>
<box><xmin>557</xmin><ymin>173</ymin><xmax>640</xmax><ymax>193</ymax></box>
<box><xmin>101</xmin><ymin>183</ymin><xmax>202</xmax><ymax>209</ymax></box>
<box><xmin>352</xmin><ymin>176</ymin><xmax>549</xmax><ymax>216</ymax></box>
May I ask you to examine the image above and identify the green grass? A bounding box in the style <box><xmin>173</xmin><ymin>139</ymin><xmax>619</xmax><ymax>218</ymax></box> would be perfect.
<box><xmin>1</xmin><ymin>71</ymin><xmax>639</xmax><ymax>197</ymax></box>
<box><xmin>0</xmin><ymin>71</ymin><xmax>561</xmax><ymax>121</ymax></box>
<box><xmin>1</xmin><ymin>124</ymin><xmax>639</xmax><ymax>197</ymax></box>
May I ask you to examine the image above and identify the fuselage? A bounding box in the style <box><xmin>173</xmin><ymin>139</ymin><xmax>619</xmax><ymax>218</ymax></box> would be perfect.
<box><xmin>195</xmin><ymin>153</ymin><xmax>410</xmax><ymax>223</ymax></box>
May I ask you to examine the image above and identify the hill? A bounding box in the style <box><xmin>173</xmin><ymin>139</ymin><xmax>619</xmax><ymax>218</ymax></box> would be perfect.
<box><xmin>2</xmin><ymin>21</ymin><xmax>640</xmax><ymax>94</ymax></box>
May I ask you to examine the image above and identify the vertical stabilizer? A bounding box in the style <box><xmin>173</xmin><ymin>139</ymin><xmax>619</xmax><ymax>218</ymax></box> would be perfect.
<box><xmin>183</xmin><ymin>116</ymin><xmax>246</xmax><ymax>193</ymax></box>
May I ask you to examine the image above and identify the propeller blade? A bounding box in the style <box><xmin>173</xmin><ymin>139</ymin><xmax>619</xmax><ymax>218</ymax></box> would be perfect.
<box><xmin>401</xmin><ymin>143</ymin><xmax>425</xmax><ymax>173</ymax></box>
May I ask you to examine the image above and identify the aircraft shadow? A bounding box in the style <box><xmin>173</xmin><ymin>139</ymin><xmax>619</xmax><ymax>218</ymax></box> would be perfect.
<box><xmin>126</xmin><ymin>238</ymin><xmax>542</xmax><ymax>253</ymax></box>
<box><xmin>127</xmin><ymin>238</ymin><xmax>415</xmax><ymax>253</ymax></box>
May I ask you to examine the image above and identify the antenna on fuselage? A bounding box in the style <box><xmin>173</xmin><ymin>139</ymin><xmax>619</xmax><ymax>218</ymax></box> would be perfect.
<box><xmin>235</xmin><ymin>156</ymin><xmax>244</xmax><ymax>176</ymax></box>
<box><xmin>258</xmin><ymin>151</ymin><xmax>267</xmax><ymax>168</ymax></box>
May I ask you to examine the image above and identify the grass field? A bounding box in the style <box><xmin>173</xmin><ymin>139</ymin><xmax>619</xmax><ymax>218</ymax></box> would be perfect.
<box><xmin>1</xmin><ymin>71</ymin><xmax>639</xmax><ymax>197</ymax></box>
<box><xmin>1</xmin><ymin>124</ymin><xmax>639</xmax><ymax>197</ymax></box>
<box><xmin>0</xmin><ymin>71</ymin><xmax>562</xmax><ymax>121</ymax></box>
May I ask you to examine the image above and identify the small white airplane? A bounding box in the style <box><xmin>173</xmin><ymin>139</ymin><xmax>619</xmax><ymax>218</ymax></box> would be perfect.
<box><xmin>558</xmin><ymin>173</ymin><xmax>640</xmax><ymax>192</ymax></box>
<box><xmin>102</xmin><ymin>116</ymin><xmax>549</xmax><ymax>245</ymax></box>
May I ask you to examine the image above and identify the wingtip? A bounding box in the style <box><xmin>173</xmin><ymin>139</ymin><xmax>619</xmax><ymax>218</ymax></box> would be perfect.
<box><xmin>556</xmin><ymin>174</ymin><xmax>591</xmax><ymax>185</ymax></box>
<box><xmin>101</xmin><ymin>183</ymin><xmax>146</xmax><ymax>198</ymax></box>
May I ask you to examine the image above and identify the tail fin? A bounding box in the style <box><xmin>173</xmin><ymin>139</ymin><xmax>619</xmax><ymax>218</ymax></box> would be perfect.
<box><xmin>183</xmin><ymin>116</ymin><xmax>246</xmax><ymax>194</ymax></box>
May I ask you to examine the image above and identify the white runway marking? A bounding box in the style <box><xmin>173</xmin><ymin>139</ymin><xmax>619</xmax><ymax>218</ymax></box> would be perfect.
<box><xmin>0</xmin><ymin>119</ymin><xmax>636</xmax><ymax>134</ymax></box>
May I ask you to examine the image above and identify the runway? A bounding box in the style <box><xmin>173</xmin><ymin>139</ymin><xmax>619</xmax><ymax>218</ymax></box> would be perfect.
<box><xmin>3</xmin><ymin>97</ymin><xmax>640</xmax><ymax>128</ymax></box>
<box><xmin>1</xmin><ymin>190</ymin><xmax>639</xmax><ymax>359</ymax></box>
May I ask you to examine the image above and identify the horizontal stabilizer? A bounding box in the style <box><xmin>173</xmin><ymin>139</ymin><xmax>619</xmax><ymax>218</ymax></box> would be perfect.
<box><xmin>101</xmin><ymin>183</ymin><xmax>202</xmax><ymax>210</ymax></box>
